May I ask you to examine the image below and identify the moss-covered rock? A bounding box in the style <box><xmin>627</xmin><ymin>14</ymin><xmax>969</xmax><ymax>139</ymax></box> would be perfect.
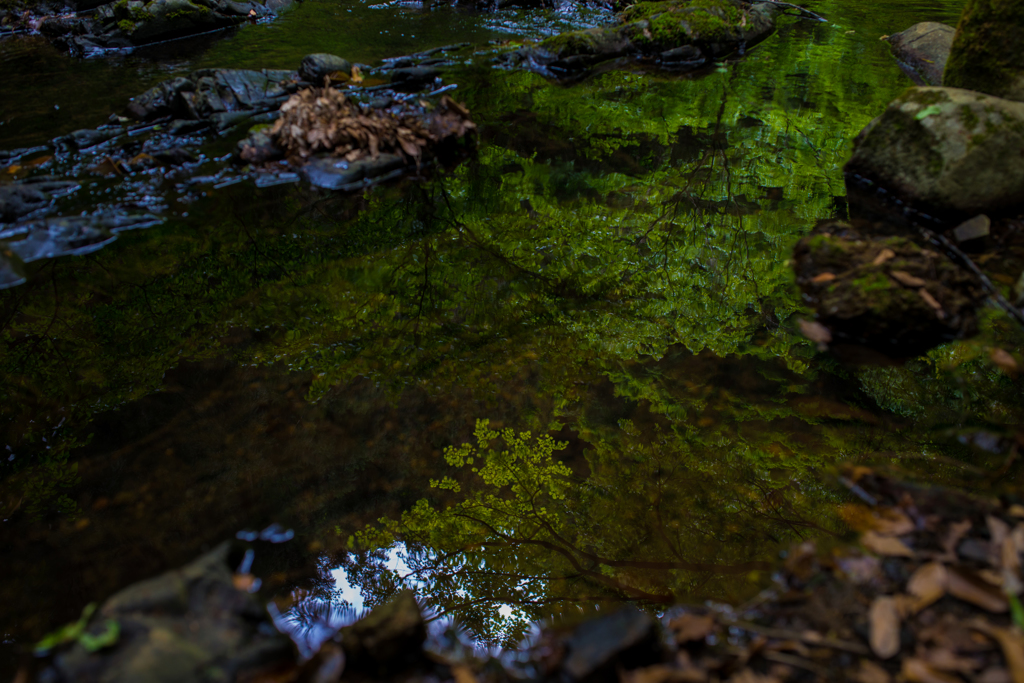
<box><xmin>844</xmin><ymin>86</ymin><xmax>1024</xmax><ymax>216</ymax></box>
<box><xmin>792</xmin><ymin>220</ymin><xmax>985</xmax><ymax>356</ymax></box>
<box><xmin>944</xmin><ymin>0</ymin><xmax>1024</xmax><ymax>102</ymax></box>
<box><xmin>515</xmin><ymin>0</ymin><xmax>775</xmax><ymax>76</ymax></box>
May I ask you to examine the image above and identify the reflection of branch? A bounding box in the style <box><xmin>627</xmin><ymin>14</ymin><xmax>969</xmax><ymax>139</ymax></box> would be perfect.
<box><xmin>451</xmin><ymin>512</ymin><xmax>674</xmax><ymax>602</ymax></box>
<box><xmin>527</xmin><ymin>497</ymin><xmax>770</xmax><ymax>575</ymax></box>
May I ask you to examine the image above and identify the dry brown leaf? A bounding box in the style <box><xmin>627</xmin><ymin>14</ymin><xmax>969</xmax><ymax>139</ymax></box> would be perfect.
<box><xmin>854</xmin><ymin>659</ymin><xmax>891</xmax><ymax>683</ymax></box>
<box><xmin>1009</xmin><ymin>506</ymin><xmax>1024</xmax><ymax>519</ymax></box>
<box><xmin>869</xmin><ymin>596</ymin><xmax>902</xmax><ymax>659</ymax></box>
<box><xmin>622</xmin><ymin>665</ymin><xmax>706</xmax><ymax>683</ymax></box>
<box><xmin>902</xmin><ymin>658</ymin><xmax>964</xmax><ymax>683</ymax></box>
<box><xmin>350</xmin><ymin>65</ymin><xmax>363</xmax><ymax>84</ymax></box>
<box><xmin>906</xmin><ymin>562</ymin><xmax>948</xmax><ymax>609</ymax></box>
<box><xmin>918</xmin><ymin>288</ymin><xmax>945</xmax><ymax>318</ymax></box>
<box><xmin>232</xmin><ymin>573</ymin><xmax>259</xmax><ymax>591</ymax></box>
<box><xmin>990</xmin><ymin>348</ymin><xmax>1019</xmax><ymax>374</ymax></box>
<box><xmin>797</xmin><ymin>318</ymin><xmax>831</xmax><ymax>350</ymax></box>
<box><xmin>451</xmin><ymin>664</ymin><xmax>477</xmax><ymax>683</ymax></box>
<box><xmin>969</xmin><ymin>621</ymin><xmax>1024</xmax><ymax>683</ymax></box>
<box><xmin>811</xmin><ymin>272</ymin><xmax>837</xmax><ymax>283</ymax></box>
<box><xmin>862</xmin><ymin>530</ymin><xmax>914</xmax><ymax>557</ymax></box>
<box><xmin>941</xmin><ymin>520</ymin><xmax>972</xmax><ymax>559</ymax></box>
<box><xmin>947</xmin><ymin>567</ymin><xmax>1008</xmax><ymax>612</ymax></box>
<box><xmin>891</xmin><ymin>270</ymin><xmax>927</xmax><ymax>287</ymax></box>
<box><xmin>921</xmin><ymin>647</ymin><xmax>982</xmax><ymax>673</ymax></box>
<box><xmin>872</xmin><ymin>249</ymin><xmax>896</xmax><ymax>266</ymax></box>
<box><xmin>837</xmin><ymin>553</ymin><xmax>883</xmax><ymax>585</ymax></box>
<box><xmin>669</xmin><ymin>614</ymin><xmax>716</xmax><ymax>643</ymax></box>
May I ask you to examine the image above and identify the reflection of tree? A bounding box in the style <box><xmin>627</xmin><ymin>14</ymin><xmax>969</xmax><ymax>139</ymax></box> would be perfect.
<box><xmin>346</xmin><ymin>401</ymin><xmax>857</xmax><ymax>647</ymax></box>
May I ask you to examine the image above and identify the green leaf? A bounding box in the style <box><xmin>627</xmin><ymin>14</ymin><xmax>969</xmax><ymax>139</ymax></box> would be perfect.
<box><xmin>78</xmin><ymin>620</ymin><xmax>120</xmax><ymax>652</ymax></box>
<box><xmin>915</xmin><ymin>104</ymin><xmax>943</xmax><ymax>120</ymax></box>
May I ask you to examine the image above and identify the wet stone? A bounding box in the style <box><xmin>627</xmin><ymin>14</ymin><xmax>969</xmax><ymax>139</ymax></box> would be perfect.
<box><xmin>886</xmin><ymin>22</ymin><xmax>955</xmax><ymax>86</ymax></box>
<box><xmin>389</xmin><ymin>66</ymin><xmax>441</xmax><ymax>91</ymax></box>
<box><xmin>46</xmin><ymin>542</ymin><xmax>293</xmax><ymax>683</ymax></box>
<box><xmin>0</xmin><ymin>179</ymin><xmax>79</xmax><ymax>224</ymax></box>
<box><xmin>299</xmin><ymin>53</ymin><xmax>352</xmax><ymax>83</ymax></box>
<box><xmin>953</xmin><ymin>213</ymin><xmax>990</xmax><ymax>243</ymax></box>
<box><xmin>792</xmin><ymin>220</ymin><xmax>986</xmax><ymax>356</ymax></box>
<box><xmin>558</xmin><ymin>608</ymin><xmax>664</xmax><ymax>683</ymax></box>
<box><xmin>298</xmin><ymin>154</ymin><xmax>407</xmax><ymax>190</ymax></box>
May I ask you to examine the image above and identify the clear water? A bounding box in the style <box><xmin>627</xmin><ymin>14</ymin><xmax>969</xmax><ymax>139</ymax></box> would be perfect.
<box><xmin>5</xmin><ymin>0</ymin><xmax>1020</xmax><ymax>673</ymax></box>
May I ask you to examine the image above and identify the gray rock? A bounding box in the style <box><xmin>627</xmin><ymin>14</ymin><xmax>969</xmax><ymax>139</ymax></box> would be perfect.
<box><xmin>49</xmin><ymin>542</ymin><xmax>293</xmax><ymax>683</ymax></box>
<box><xmin>127</xmin><ymin>70</ymin><xmax>298</xmax><ymax>122</ymax></box>
<box><xmin>953</xmin><ymin>214</ymin><xmax>990</xmax><ymax>242</ymax></box>
<box><xmin>886</xmin><ymin>22</ymin><xmax>954</xmax><ymax>86</ymax></box>
<box><xmin>944</xmin><ymin>0</ymin><xmax>1024</xmax><ymax>102</ymax></box>
<box><xmin>845</xmin><ymin>87</ymin><xmax>1024</xmax><ymax>215</ymax></box>
<box><xmin>299</xmin><ymin>154</ymin><xmax>407</xmax><ymax>190</ymax></box>
<box><xmin>338</xmin><ymin>590</ymin><xmax>426</xmax><ymax>675</ymax></box>
<box><xmin>560</xmin><ymin>608</ymin><xmax>664</xmax><ymax>683</ymax></box>
<box><xmin>299</xmin><ymin>54</ymin><xmax>352</xmax><ymax>83</ymax></box>
<box><xmin>0</xmin><ymin>243</ymin><xmax>27</xmax><ymax>289</ymax></box>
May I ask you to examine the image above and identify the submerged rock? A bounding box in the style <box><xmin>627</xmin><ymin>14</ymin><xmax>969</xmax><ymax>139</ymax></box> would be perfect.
<box><xmin>792</xmin><ymin>220</ymin><xmax>985</xmax><ymax>355</ymax></box>
<box><xmin>944</xmin><ymin>0</ymin><xmax>1024</xmax><ymax>102</ymax></box>
<box><xmin>885</xmin><ymin>21</ymin><xmax>954</xmax><ymax>86</ymax></box>
<box><xmin>45</xmin><ymin>542</ymin><xmax>293</xmax><ymax>683</ymax></box>
<box><xmin>509</xmin><ymin>0</ymin><xmax>776</xmax><ymax>76</ymax></box>
<box><xmin>844</xmin><ymin>87</ymin><xmax>1024</xmax><ymax>217</ymax></box>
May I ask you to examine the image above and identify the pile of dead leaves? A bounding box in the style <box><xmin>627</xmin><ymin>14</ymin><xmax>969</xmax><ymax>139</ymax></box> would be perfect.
<box><xmin>268</xmin><ymin>86</ymin><xmax>475</xmax><ymax>166</ymax></box>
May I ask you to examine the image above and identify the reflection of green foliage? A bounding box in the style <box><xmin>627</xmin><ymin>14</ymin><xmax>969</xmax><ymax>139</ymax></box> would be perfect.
<box><xmin>35</xmin><ymin>603</ymin><xmax>120</xmax><ymax>655</ymax></box>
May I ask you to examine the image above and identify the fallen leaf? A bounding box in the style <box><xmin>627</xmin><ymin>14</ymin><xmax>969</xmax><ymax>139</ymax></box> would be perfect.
<box><xmin>970</xmin><ymin>621</ymin><xmax>1024</xmax><ymax>683</ymax></box>
<box><xmin>918</xmin><ymin>288</ymin><xmax>945</xmax><ymax>318</ymax></box>
<box><xmin>891</xmin><ymin>270</ymin><xmax>927</xmax><ymax>288</ymax></box>
<box><xmin>855</xmin><ymin>659</ymin><xmax>891</xmax><ymax>683</ymax></box>
<box><xmin>871</xmin><ymin>248</ymin><xmax>896</xmax><ymax>266</ymax></box>
<box><xmin>797</xmin><ymin>318</ymin><xmax>831</xmax><ymax>350</ymax></box>
<box><xmin>869</xmin><ymin>596</ymin><xmax>901</xmax><ymax>659</ymax></box>
<box><xmin>948</xmin><ymin>568</ymin><xmax>1008</xmax><ymax>612</ymax></box>
<box><xmin>862</xmin><ymin>530</ymin><xmax>914</xmax><ymax>557</ymax></box>
<box><xmin>991</xmin><ymin>348</ymin><xmax>1019</xmax><ymax>375</ymax></box>
<box><xmin>902</xmin><ymin>658</ymin><xmax>964</xmax><ymax>683</ymax></box>
<box><xmin>669</xmin><ymin>614</ymin><xmax>715</xmax><ymax>643</ymax></box>
<box><xmin>941</xmin><ymin>520</ymin><xmax>972</xmax><ymax>560</ymax></box>
<box><xmin>906</xmin><ymin>562</ymin><xmax>948</xmax><ymax>609</ymax></box>
<box><xmin>350</xmin><ymin>66</ymin><xmax>363</xmax><ymax>84</ymax></box>
<box><xmin>1009</xmin><ymin>506</ymin><xmax>1024</xmax><ymax>519</ymax></box>
<box><xmin>451</xmin><ymin>664</ymin><xmax>477</xmax><ymax>683</ymax></box>
<box><xmin>921</xmin><ymin>647</ymin><xmax>982</xmax><ymax>673</ymax></box>
<box><xmin>811</xmin><ymin>272</ymin><xmax>837</xmax><ymax>283</ymax></box>
<box><xmin>233</xmin><ymin>573</ymin><xmax>259</xmax><ymax>592</ymax></box>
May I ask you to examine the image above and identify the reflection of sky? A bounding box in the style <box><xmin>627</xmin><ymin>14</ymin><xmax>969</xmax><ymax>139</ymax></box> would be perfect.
<box><xmin>274</xmin><ymin>544</ymin><xmax>520</xmax><ymax>659</ymax></box>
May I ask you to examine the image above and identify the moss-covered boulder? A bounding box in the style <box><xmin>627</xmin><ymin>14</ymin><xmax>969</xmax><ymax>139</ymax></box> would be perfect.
<box><xmin>46</xmin><ymin>0</ymin><xmax>293</xmax><ymax>54</ymax></box>
<box><xmin>844</xmin><ymin>87</ymin><xmax>1024</xmax><ymax>217</ymax></box>
<box><xmin>944</xmin><ymin>0</ymin><xmax>1024</xmax><ymax>102</ymax></box>
<box><xmin>792</xmin><ymin>220</ymin><xmax>985</xmax><ymax>355</ymax></box>
<box><xmin>512</xmin><ymin>0</ymin><xmax>776</xmax><ymax>76</ymax></box>
<box><xmin>885</xmin><ymin>22</ymin><xmax>954</xmax><ymax>86</ymax></box>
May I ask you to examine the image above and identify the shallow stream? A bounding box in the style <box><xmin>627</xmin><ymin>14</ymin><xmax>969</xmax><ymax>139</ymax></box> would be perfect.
<box><xmin>4</xmin><ymin>0</ymin><xmax>1021</xmax><ymax>674</ymax></box>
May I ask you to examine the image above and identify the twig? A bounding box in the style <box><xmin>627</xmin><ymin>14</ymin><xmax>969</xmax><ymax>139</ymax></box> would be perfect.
<box><xmin>918</xmin><ymin>226</ymin><xmax>1024</xmax><ymax>329</ymax></box>
<box><xmin>765</xmin><ymin>0</ymin><xmax>827</xmax><ymax>22</ymax></box>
